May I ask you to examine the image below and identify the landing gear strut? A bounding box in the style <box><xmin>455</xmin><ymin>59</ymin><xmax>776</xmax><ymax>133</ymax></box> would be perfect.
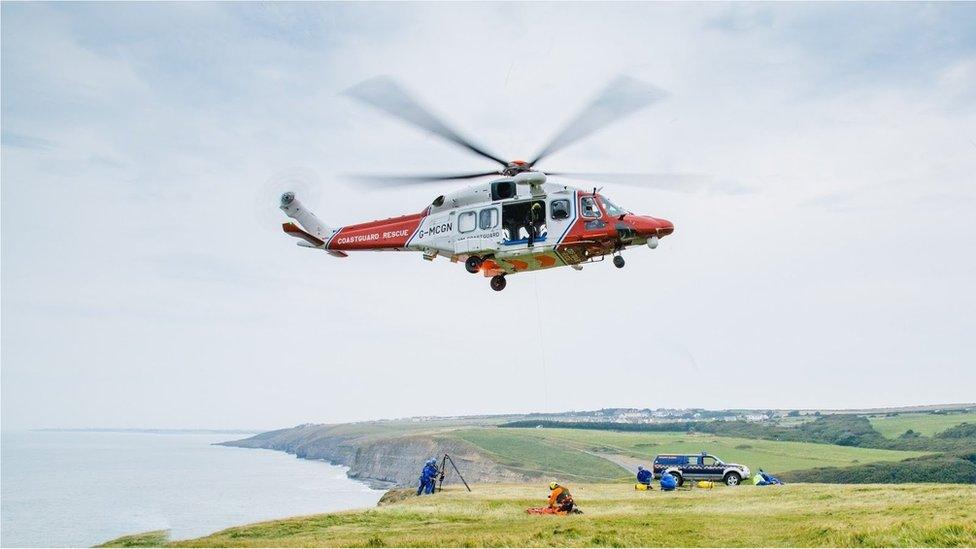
<box><xmin>490</xmin><ymin>275</ymin><xmax>507</xmax><ymax>292</ymax></box>
<box><xmin>465</xmin><ymin>255</ymin><xmax>482</xmax><ymax>274</ymax></box>
<box><xmin>613</xmin><ymin>255</ymin><xmax>625</xmax><ymax>269</ymax></box>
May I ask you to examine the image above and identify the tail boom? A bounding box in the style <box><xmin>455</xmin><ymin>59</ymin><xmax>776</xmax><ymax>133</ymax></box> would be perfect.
<box><xmin>279</xmin><ymin>192</ymin><xmax>428</xmax><ymax>254</ymax></box>
<box><xmin>325</xmin><ymin>211</ymin><xmax>427</xmax><ymax>251</ymax></box>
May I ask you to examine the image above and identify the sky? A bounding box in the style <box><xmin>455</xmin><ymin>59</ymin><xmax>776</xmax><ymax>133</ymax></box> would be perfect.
<box><xmin>2</xmin><ymin>2</ymin><xmax>975</xmax><ymax>430</ymax></box>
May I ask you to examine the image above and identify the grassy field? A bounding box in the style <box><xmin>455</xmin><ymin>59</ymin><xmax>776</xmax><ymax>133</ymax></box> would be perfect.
<box><xmin>868</xmin><ymin>412</ymin><xmax>976</xmax><ymax>439</ymax></box>
<box><xmin>102</xmin><ymin>483</ymin><xmax>976</xmax><ymax>547</ymax></box>
<box><xmin>451</xmin><ymin>429</ymin><xmax>632</xmax><ymax>482</ymax></box>
<box><xmin>451</xmin><ymin>428</ymin><xmax>927</xmax><ymax>476</ymax></box>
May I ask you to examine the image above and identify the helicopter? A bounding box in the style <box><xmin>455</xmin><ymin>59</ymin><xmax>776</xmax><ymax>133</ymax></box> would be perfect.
<box><xmin>280</xmin><ymin>75</ymin><xmax>676</xmax><ymax>291</ymax></box>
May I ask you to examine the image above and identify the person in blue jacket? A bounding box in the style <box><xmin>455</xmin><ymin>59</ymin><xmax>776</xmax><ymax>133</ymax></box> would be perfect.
<box><xmin>636</xmin><ymin>465</ymin><xmax>653</xmax><ymax>487</ymax></box>
<box><xmin>660</xmin><ymin>471</ymin><xmax>677</xmax><ymax>491</ymax></box>
<box><xmin>417</xmin><ymin>458</ymin><xmax>439</xmax><ymax>495</ymax></box>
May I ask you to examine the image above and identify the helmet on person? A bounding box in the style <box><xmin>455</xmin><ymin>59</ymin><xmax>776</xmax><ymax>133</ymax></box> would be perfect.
<box><xmin>549</xmin><ymin>482</ymin><xmax>559</xmax><ymax>490</ymax></box>
<box><xmin>638</xmin><ymin>466</ymin><xmax>645</xmax><ymax>471</ymax></box>
<box><xmin>426</xmin><ymin>458</ymin><xmax>437</xmax><ymax>465</ymax></box>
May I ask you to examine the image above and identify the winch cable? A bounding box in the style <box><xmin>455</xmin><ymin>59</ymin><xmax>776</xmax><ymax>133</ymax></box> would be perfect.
<box><xmin>532</xmin><ymin>272</ymin><xmax>552</xmax><ymax>477</ymax></box>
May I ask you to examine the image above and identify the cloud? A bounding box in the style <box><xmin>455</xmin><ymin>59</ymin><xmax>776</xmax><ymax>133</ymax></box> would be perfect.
<box><xmin>1</xmin><ymin>132</ymin><xmax>55</xmax><ymax>150</ymax></box>
<box><xmin>2</xmin><ymin>3</ymin><xmax>975</xmax><ymax>429</ymax></box>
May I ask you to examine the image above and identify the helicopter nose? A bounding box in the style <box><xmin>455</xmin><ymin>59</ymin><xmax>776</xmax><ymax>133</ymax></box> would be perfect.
<box><xmin>656</xmin><ymin>218</ymin><xmax>674</xmax><ymax>236</ymax></box>
<box><xmin>631</xmin><ymin>216</ymin><xmax>673</xmax><ymax>237</ymax></box>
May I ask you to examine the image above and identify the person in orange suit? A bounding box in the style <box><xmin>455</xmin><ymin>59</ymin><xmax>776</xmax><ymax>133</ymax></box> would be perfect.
<box><xmin>547</xmin><ymin>482</ymin><xmax>575</xmax><ymax>513</ymax></box>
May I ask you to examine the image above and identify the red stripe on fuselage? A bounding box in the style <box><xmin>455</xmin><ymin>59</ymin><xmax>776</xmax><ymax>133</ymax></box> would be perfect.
<box><xmin>328</xmin><ymin>210</ymin><xmax>427</xmax><ymax>251</ymax></box>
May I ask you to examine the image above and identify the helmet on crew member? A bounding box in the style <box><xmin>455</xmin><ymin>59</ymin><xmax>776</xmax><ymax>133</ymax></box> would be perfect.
<box><xmin>549</xmin><ymin>482</ymin><xmax>559</xmax><ymax>490</ymax></box>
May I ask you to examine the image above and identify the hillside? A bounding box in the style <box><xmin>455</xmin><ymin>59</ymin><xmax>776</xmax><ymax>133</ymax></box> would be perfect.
<box><xmin>221</xmin><ymin>419</ymin><xmax>931</xmax><ymax>488</ymax></box>
<box><xmin>868</xmin><ymin>412</ymin><xmax>976</xmax><ymax>439</ymax></box>
<box><xmin>101</xmin><ymin>483</ymin><xmax>976</xmax><ymax>547</ymax></box>
<box><xmin>219</xmin><ymin>420</ymin><xmax>541</xmax><ymax>487</ymax></box>
<box><xmin>456</xmin><ymin>428</ymin><xmax>926</xmax><ymax>477</ymax></box>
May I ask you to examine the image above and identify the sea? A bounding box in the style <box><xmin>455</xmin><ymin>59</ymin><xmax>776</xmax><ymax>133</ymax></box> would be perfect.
<box><xmin>0</xmin><ymin>430</ymin><xmax>385</xmax><ymax>547</ymax></box>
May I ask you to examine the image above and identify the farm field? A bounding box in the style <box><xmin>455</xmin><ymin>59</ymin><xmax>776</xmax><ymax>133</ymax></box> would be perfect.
<box><xmin>102</xmin><ymin>483</ymin><xmax>976</xmax><ymax>547</ymax></box>
<box><xmin>451</xmin><ymin>429</ymin><xmax>632</xmax><ymax>482</ymax></box>
<box><xmin>868</xmin><ymin>412</ymin><xmax>976</xmax><ymax>438</ymax></box>
<box><xmin>451</xmin><ymin>428</ymin><xmax>927</xmax><ymax>478</ymax></box>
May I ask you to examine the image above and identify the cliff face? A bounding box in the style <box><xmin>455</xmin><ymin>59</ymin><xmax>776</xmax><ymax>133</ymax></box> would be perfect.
<box><xmin>220</xmin><ymin>424</ymin><xmax>539</xmax><ymax>488</ymax></box>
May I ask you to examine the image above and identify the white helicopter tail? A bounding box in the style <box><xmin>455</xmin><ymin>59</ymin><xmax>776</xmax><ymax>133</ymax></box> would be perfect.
<box><xmin>280</xmin><ymin>192</ymin><xmax>345</xmax><ymax>255</ymax></box>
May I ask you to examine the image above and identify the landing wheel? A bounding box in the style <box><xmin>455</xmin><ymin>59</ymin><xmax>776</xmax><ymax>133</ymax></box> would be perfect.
<box><xmin>490</xmin><ymin>275</ymin><xmax>507</xmax><ymax>292</ymax></box>
<box><xmin>613</xmin><ymin>255</ymin><xmax>625</xmax><ymax>269</ymax></box>
<box><xmin>465</xmin><ymin>255</ymin><xmax>483</xmax><ymax>274</ymax></box>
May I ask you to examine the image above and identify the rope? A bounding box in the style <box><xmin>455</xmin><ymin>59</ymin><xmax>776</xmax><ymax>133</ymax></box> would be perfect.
<box><xmin>532</xmin><ymin>272</ymin><xmax>552</xmax><ymax>478</ymax></box>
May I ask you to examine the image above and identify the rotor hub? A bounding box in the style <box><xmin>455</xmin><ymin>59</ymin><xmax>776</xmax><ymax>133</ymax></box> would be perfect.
<box><xmin>502</xmin><ymin>160</ymin><xmax>533</xmax><ymax>177</ymax></box>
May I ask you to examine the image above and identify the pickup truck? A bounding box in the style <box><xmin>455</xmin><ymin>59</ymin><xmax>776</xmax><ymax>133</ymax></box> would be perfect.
<box><xmin>653</xmin><ymin>452</ymin><xmax>750</xmax><ymax>486</ymax></box>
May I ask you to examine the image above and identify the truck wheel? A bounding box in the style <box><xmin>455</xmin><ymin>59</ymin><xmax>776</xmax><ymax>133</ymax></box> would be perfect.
<box><xmin>465</xmin><ymin>256</ymin><xmax>482</xmax><ymax>274</ymax></box>
<box><xmin>613</xmin><ymin>255</ymin><xmax>625</xmax><ymax>268</ymax></box>
<box><xmin>724</xmin><ymin>472</ymin><xmax>741</xmax><ymax>486</ymax></box>
<box><xmin>490</xmin><ymin>275</ymin><xmax>507</xmax><ymax>292</ymax></box>
<box><xmin>671</xmin><ymin>472</ymin><xmax>683</xmax><ymax>487</ymax></box>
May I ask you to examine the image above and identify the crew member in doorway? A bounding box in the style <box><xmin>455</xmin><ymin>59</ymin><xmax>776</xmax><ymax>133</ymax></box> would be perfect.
<box><xmin>525</xmin><ymin>202</ymin><xmax>543</xmax><ymax>247</ymax></box>
<box><xmin>417</xmin><ymin>458</ymin><xmax>439</xmax><ymax>495</ymax></box>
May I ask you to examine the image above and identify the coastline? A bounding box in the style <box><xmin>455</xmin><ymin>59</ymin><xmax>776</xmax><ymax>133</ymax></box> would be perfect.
<box><xmin>216</xmin><ymin>423</ymin><xmax>536</xmax><ymax>488</ymax></box>
<box><xmin>1</xmin><ymin>430</ymin><xmax>386</xmax><ymax>547</ymax></box>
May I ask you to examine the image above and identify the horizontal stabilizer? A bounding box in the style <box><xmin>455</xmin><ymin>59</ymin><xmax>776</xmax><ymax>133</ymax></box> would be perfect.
<box><xmin>282</xmin><ymin>222</ymin><xmax>325</xmax><ymax>246</ymax></box>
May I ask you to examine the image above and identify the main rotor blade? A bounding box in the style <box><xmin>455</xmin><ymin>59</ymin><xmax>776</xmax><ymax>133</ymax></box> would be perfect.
<box><xmin>349</xmin><ymin>170</ymin><xmax>501</xmax><ymax>188</ymax></box>
<box><xmin>344</xmin><ymin>76</ymin><xmax>509</xmax><ymax>167</ymax></box>
<box><xmin>530</xmin><ymin>76</ymin><xmax>668</xmax><ymax>167</ymax></box>
<box><xmin>547</xmin><ymin>172</ymin><xmax>744</xmax><ymax>193</ymax></box>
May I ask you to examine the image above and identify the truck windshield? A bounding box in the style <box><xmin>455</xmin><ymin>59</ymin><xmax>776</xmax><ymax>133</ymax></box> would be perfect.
<box><xmin>598</xmin><ymin>196</ymin><xmax>627</xmax><ymax>216</ymax></box>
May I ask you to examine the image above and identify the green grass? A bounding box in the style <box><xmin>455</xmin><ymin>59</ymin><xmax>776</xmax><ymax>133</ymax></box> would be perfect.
<box><xmin>102</xmin><ymin>484</ymin><xmax>976</xmax><ymax>547</ymax></box>
<box><xmin>868</xmin><ymin>412</ymin><xmax>976</xmax><ymax>439</ymax></box>
<box><xmin>96</xmin><ymin>530</ymin><xmax>169</xmax><ymax>547</ymax></box>
<box><xmin>451</xmin><ymin>429</ymin><xmax>630</xmax><ymax>482</ymax></box>
<box><xmin>454</xmin><ymin>428</ymin><xmax>927</xmax><ymax>476</ymax></box>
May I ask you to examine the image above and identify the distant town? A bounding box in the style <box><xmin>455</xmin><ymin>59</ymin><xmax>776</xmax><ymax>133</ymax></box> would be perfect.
<box><xmin>396</xmin><ymin>403</ymin><xmax>975</xmax><ymax>426</ymax></box>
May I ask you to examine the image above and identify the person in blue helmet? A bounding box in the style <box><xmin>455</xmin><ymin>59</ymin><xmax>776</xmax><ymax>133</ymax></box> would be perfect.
<box><xmin>660</xmin><ymin>471</ymin><xmax>677</xmax><ymax>492</ymax></box>
<box><xmin>417</xmin><ymin>458</ymin><xmax>439</xmax><ymax>495</ymax></box>
<box><xmin>636</xmin><ymin>465</ymin><xmax>653</xmax><ymax>488</ymax></box>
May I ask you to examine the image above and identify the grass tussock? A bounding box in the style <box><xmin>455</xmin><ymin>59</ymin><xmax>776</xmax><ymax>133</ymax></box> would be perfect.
<box><xmin>96</xmin><ymin>530</ymin><xmax>169</xmax><ymax>547</ymax></box>
<box><xmin>101</xmin><ymin>483</ymin><xmax>976</xmax><ymax>547</ymax></box>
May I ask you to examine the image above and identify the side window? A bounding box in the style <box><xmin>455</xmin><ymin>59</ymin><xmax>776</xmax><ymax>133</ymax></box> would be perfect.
<box><xmin>459</xmin><ymin>211</ymin><xmax>477</xmax><ymax>233</ymax></box>
<box><xmin>479</xmin><ymin>208</ymin><xmax>498</xmax><ymax>230</ymax></box>
<box><xmin>702</xmin><ymin>457</ymin><xmax>717</xmax><ymax>466</ymax></box>
<box><xmin>551</xmin><ymin>199</ymin><xmax>570</xmax><ymax>220</ymax></box>
<box><xmin>581</xmin><ymin>196</ymin><xmax>601</xmax><ymax>218</ymax></box>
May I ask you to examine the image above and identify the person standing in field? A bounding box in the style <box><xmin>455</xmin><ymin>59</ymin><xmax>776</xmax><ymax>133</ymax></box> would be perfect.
<box><xmin>417</xmin><ymin>458</ymin><xmax>439</xmax><ymax>495</ymax></box>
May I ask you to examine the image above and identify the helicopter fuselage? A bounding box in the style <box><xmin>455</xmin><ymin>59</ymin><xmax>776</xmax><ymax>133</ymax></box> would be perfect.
<box><xmin>281</xmin><ymin>177</ymin><xmax>673</xmax><ymax>286</ymax></box>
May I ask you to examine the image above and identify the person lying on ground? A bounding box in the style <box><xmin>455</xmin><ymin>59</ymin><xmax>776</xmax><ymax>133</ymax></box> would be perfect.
<box><xmin>753</xmin><ymin>469</ymin><xmax>784</xmax><ymax>486</ymax></box>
